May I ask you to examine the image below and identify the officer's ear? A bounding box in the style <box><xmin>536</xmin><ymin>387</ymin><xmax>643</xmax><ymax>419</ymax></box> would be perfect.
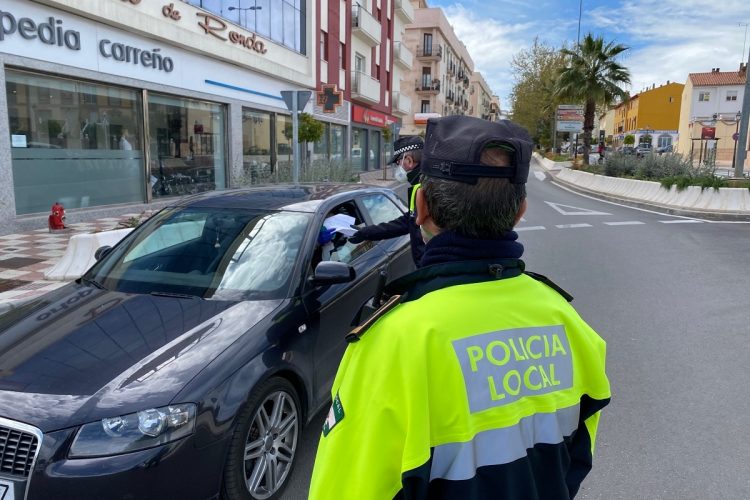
<box><xmin>415</xmin><ymin>187</ymin><xmax>430</xmax><ymax>226</ymax></box>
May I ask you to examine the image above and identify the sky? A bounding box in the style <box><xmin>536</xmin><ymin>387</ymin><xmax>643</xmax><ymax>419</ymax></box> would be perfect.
<box><xmin>427</xmin><ymin>0</ymin><xmax>750</xmax><ymax>111</ymax></box>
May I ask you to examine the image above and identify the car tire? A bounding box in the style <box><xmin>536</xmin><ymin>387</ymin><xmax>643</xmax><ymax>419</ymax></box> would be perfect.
<box><xmin>223</xmin><ymin>377</ymin><xmax>302</xmax><ymax>500</ymax></box>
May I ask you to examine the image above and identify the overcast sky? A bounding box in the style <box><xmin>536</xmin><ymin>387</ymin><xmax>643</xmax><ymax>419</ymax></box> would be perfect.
<box><xmin>427</xmin><ymin>0</ymin><xmax>750</xmax><ymax>111</ymax></box>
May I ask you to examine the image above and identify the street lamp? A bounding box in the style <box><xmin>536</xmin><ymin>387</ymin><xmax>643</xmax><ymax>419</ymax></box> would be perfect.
<box><xmin>227</xmin><ymin>4</ymin><xmax>262</xmax><ymax>30</ymax></box>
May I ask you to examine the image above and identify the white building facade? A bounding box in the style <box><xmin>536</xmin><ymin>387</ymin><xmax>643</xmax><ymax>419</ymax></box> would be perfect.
<box><xmin>0</xmin><ymin>0</ymin><xmax>315</xmax><ymax>233</ymax></box>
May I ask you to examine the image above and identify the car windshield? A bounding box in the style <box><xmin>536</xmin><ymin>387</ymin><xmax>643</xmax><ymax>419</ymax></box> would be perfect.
<box><xmin>87</xmin><ymin>207</ymin><xmax>311</xmax><ymax>300</ymax></box>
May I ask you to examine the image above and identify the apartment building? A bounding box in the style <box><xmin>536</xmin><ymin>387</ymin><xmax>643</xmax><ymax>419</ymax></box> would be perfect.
<box><xmin>399</xmin><ymin>0</ymin><xmax>475</xmax><ymax>136</ymax></box>
<box><xmin>613</xmin><ymin>81</ymin><xmax>683</xmax><ymax>148</ymax></box>
<box><xmin>676</xmin><ymin>64</ymin><xmax>747</xmax><ymax>163</ymax></box>
<box><xmin>469</xmin><ymin>71</ymin><xmax>493</xmax><ymax>120</ymax></box>
<box><xmin>317</xmin><ymin>0</ymin><xmax>404</xmax><ymax>171</ymax></box>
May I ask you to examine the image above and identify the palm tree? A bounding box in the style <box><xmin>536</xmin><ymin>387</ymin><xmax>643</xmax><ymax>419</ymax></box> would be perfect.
<box><xmin>555</xmin><ymin>34</ymin><xmax>630</xmax><ymax>165</ymax></box>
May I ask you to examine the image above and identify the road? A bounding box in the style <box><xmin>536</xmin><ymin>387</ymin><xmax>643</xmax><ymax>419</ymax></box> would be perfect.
<box><xmin>284</xmin><ymin>158</ymin><xmax>750</xmax><ymax>499</ymax></box>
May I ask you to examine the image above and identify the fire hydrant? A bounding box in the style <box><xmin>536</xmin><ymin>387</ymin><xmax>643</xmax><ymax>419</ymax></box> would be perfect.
<box><xmin>48</xmin><ymin>202</ymin><xmax>67</xmax><ymax>231</ymax></box>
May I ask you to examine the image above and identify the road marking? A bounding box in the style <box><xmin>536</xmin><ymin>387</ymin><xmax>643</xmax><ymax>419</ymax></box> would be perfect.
<box><xmin>555</xmin><ymin>223</ymin><xmax>592</xmax><ymax>229</ymax></box>
<box><xmin>549</xmin><ymin>181</ymin><xmax>750</xmax><ymax>223</ymax></box>
<box><xmin>533</xmin><ymin>171</ymin><xmax>546</xmax><ymax>181</ymax></box>
<box><xmin>544</xmin><ymin>201</ymin><xmax>612</xmax><ymax>216</ymax></box>
<box><xmin>516</xmin><ymin>226</ymin><xmax>546</xmax><ymax>232</ymax></box>
<box><xmin>604</xmin><ymin>221</ymin><xmax>646</xmax><ymax>226</ymax></box>
<box><xmin>658</xmin><ymin>220</ymin><xmax>703</xmax><ymax>224</ymax></box>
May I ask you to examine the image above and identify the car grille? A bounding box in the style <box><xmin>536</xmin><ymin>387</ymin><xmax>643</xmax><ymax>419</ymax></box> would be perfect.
<box><xmin>0</xmin><ymin>423</ymin><xmax>39</xmax><ymax>478</ymax></box>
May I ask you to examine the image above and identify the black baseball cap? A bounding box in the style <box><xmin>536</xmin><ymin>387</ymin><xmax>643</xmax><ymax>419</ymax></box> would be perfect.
<box><xmin>421</xmin><ymin>116</ymin><xmax>532</xmax><ymax>184</ymax></box>
<box><xmin>388</xmin><ymin>136</ymin><xmax>424</xmax><ymax>165</ymax></box>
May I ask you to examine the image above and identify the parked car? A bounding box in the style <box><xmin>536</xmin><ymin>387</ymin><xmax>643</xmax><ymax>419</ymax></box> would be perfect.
<box><xmin>619</xmin><ymin>146</ymin><xmax>636</xmax><ymax>155</ymax></box>
<box><xmin>0</xmin><ymin>184</ymin><xmax>414</xmax><ymax>500</ymax></box>
<box><xmin>656</xmin><ymin>144</ymin><xmax>673</xmax><ymax>154</ymax></box>
<box><xmin>635</xmin><ymin>143</ymin><xmax>653</xmax><ymax>157</ymax></box>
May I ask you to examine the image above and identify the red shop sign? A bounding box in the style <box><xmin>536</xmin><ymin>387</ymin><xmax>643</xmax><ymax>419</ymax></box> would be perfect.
<box><xmin>352</xmin><ymin>105</ymin><xmax>397</xmax><ymax>127</ymax></box>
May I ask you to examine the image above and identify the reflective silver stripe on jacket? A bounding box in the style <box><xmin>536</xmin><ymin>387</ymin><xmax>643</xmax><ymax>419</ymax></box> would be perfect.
<box><xmin>430</xmin><ymin>405</ymin><xmax>580</xmax><ymax>481</ymax></box>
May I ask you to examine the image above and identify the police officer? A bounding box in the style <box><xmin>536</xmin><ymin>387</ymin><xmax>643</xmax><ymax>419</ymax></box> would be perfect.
<box><xmin>349</xmin><ymin>136</ymin><xmax>425</xmax><ymax>266</ymax></box>
<box><xmin>309</xmin><ymin>116</ymin><xmax>610</xmax><ymax>499</ymax></box>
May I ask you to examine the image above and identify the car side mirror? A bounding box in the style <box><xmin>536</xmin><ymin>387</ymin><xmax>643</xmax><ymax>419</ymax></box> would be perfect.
<box><xmin>311</xmin><ymin>261</ymin><xmax>356</xmax><ymax>285</ymax></box>
<box><xmin>94</xmin><ymin>245</ymin><xmax>112</xmax><ymax>261</ymax></box>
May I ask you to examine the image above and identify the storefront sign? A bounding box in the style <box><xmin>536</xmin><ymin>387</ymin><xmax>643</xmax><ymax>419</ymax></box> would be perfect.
<box><xmin>195</xmin><ymin>13</ymin><xmax>267</xmax><ymax>54</ymax></box>
<box><xmin>701</xmin><ymin>127</ymin><xmax>716</xmax><ymax>140</ymax></box>
<box><xmin>0</xmin><ymin>10</ymin><xmax>80</xmax><ymax>50</ymax></box>
<box><xmin>1</xmin><ymin>0</ymin><xmax>296</xmax><ymax>109</ymax></box>
<box><xmin>352</xmin><ymin>105</ymin><xmax>397</xmax><ymax>127</ymax></box>
<box><xmin>317</xmin><ymin>84</ymin><xmax>343</xmax><ymax>113</ymax></box>
<box><xmin>99</xmin><ymin>39</ymin><xmax>174</xmax><ymax>72</ymax></box>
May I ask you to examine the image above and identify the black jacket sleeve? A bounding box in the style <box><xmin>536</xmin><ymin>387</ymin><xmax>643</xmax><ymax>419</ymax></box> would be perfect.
<box><xmin>357</xmin><ymin>213</ymin><xmax>410</xmax><ymax>241</ymax></box>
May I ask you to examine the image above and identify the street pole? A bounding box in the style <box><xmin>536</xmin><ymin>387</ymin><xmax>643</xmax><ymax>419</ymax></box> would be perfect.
<box><xmin>577</xmin><ymin>0</ymin><xmax>583</xmax><ymax>47</ymax></box>
<box><xmin>292</xmin><ymin>93</ymin><xmax>300</xmax><ymax>184</ymax></box>
<box><xmin>732</xmin><ymin>114</ymin><xmax>740</xmax><ymax>171</ymax></box>
<box><xmin>733</xmin><ymin>48</ymin><xmax>750</xmax><ymax>177</ymax></box>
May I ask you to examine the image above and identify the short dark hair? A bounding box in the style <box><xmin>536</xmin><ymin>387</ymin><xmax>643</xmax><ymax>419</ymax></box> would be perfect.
<box><xmin>421</xmin><ymin>146</ymin><xmax>525</xmax><ymax>238</ymax></box>
<box><xmin>404</xmin><ymin>149</ymin><xmax>422</xmax><ymax>165</ymax></box>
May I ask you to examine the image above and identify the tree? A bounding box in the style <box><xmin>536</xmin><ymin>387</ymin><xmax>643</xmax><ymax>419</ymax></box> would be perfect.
<box><xmin>509</xmin><ymin>38</ymin><xmax>567</xmax><ymax>149</ymax></box>
<box><xmin>284</xmin><ymin>113</ymin><xmax>325</xmax><ymax>170</ymax></box>
<box><xmin>554</xmin><ymin>34</ymin><xmax>630</xmax><ymax>165</ymax></box>
<box><xmin>624</xmin><ymin>134</ymin><xmax>635</xmax><ymax>146</ymax></box>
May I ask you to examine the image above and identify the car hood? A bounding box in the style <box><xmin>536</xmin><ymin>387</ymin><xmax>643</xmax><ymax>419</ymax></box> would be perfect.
<box><xmin>0</xmin><ymin>284</ymin><xmax>282</xmax><ymax>432</ymax></box>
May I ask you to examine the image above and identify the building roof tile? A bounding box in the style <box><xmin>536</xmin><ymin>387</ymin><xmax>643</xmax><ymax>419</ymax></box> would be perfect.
<box><xmin>689</xmin><ymin>70</ymin><xmax>746</xmax><ymax>86</ymax></box>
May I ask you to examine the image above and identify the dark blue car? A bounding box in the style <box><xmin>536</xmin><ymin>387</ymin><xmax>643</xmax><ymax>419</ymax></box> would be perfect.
<box><xmin>0</xmin><ymin>184</ymin><xmax>413</xmax><ymax>500</ymax></box>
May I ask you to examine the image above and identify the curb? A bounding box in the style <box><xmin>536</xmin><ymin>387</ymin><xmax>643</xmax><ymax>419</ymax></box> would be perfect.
<box><xmin>550</xmin><ymin>176</ymin><xmax>750</xmax><ymax>221</ymax></box>
<box><xmin>533</xmin><ymin>153</ymin><xmax>750</xmax><ymax>221</ymax></box>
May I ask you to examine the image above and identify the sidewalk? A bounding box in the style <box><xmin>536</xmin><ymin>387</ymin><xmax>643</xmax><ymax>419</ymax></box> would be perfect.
<box><xmin>0</xmin><ymin>173</ymin><xmax>402</xmax><ymax>313</ymax></box>
<box><xmin>0</xmin><ymin>214</ymin><xmax>150</xmax><ymax>313</ymax></box>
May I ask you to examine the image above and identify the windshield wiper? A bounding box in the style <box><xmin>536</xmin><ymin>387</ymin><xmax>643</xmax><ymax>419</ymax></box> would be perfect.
<box><xmin>149</xmin><ymin>291</ymin><xmax>203</xmax><ymax>300</ymax></box>
<box><xmin>78</xmin><ymin>277</ymin><xmax>106</xmax><ymax>290</ymax></box>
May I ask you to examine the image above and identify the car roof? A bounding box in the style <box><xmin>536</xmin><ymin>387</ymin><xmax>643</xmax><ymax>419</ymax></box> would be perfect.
<box><xmin>168</xmin><ymin>183</ymin><xmax>389</xmax><ymax>212</ymax></box>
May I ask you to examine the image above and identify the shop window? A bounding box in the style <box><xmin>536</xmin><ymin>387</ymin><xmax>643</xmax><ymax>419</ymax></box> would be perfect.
<box><xmin>242</xmin><ymin>108</ymin><xmax>273</xmax><ymax>184</ymax></box>
<box><xmin>6</xmin><ymin>70</ymin><xmax>145</xmax><ymax>214</ymax></box>
<box><xmin>148</xmin><ymin>93</ymin><xmax>227</xmax><ymax>199</ymax></box>
<box><xmin>275</xmin><ymin>113</ymin><xmax>295</xmax><ymax>175</ymax></box>
<box><xmin>313</xmin><ymin>122</ymin><xmax>330</xmax><ymax>163</ymax></box>
<box><xmin>330</xmin><ymin>124</ymin><xmax>345</xmax><ymax>161</ymax></box>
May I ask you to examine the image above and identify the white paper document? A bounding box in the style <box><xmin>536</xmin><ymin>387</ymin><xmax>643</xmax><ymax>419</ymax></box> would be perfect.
<box><xmin>323</xmin><ymin>214</ymin><xmax>357</xmax><ymax>236</ymax></box>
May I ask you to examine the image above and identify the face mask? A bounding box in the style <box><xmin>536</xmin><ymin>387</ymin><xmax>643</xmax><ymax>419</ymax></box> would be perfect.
<box><xmin>394</xmin><ymin>166</ymin><xmax>408</xmax><ymax>182</ymax></box>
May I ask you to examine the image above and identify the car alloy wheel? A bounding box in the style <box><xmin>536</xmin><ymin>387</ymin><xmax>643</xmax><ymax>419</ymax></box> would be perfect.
<box><xmin>243</xmin><ymin>390</ymin><xmax>299</xmax><ymax>498</ymax></box>
<box><xmin>224</xmin><ymin>377</ymin><xmax>301</xmax><ymax>500</ymax></box>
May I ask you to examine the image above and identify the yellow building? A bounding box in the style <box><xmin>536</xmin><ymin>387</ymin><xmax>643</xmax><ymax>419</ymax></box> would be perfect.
<box><xmin>614</xmin><ymin>81</ymin><xmax>684</xmax><ymax>148</ymax></box>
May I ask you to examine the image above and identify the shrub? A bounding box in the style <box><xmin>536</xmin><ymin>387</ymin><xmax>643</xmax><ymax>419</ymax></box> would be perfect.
<box><xmin>602</xmin><ymin>152</ymin><xmax>636</xmax><ymax>177</ymax></box>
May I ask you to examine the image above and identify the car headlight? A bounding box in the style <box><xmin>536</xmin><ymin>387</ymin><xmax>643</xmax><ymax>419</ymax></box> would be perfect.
<box><xmin>69</xmin><ymin>403</ymin><xmax>196</xmax><ymax>458</ymax></box>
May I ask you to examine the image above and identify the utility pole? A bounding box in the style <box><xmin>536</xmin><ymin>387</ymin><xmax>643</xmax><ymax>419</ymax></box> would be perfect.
<box><xmin>734</xmin><ymin>48</ymin><xmax>750</xmax><ymax>178</ymax></box>
<box><xmin>577</xmin><ymin>0</ymin><xmax>583</xmax><ymax>47</ymax></box>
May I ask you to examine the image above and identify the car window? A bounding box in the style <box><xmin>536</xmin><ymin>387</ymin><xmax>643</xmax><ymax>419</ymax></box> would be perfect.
<box><xmin>314</xmin><ymin>200</ymin><xmax>375</xmax><ymax>267</ymax></box>
<box><xmin>88</xmin><ymin>208</ymin><xmax>311</xmax><ymax>300</ymax></box>
<box><xmin>123</xmin><ymin>211</ymin><xmax>206</xmax><ymax>263</ymax></box>
<box><xmin>361</xmin><ymin>194</ymin><xmax>404</xmax><ymax>225</ymax></box>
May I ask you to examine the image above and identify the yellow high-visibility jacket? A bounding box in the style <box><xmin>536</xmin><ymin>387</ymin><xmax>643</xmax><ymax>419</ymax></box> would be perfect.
<box><xmin>310</xmin><ymin>260</ymin><xmax>610</xmax><ymax>499</ymax></box>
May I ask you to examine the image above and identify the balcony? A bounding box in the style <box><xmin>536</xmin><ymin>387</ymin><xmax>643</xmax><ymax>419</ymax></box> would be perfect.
<box><xmin>352</xmin><ymin>4</ymin><xmax>381</xmax><ymax>46</ymax></box>
<box><xmin>393</xmin><ymin>42</ymin><xmax>413</xmax><ymax>70</ymax></box>
<box><xmin>394</xmin><ymin>0</ymin><xmax>415</xmax><ymax>23</ymax></box>
<box><xmin>415</xmin><ymin>77</ymin><xmax>440</xmax><ymax>94</ymax></box>
<box><xmin>393</xmin><ymin>91</ymin><xmax>412</xmax><ymax>115</ymax></box>
<box><xmin>352</xmin><ymin>71</ymin><xmax>381</xmax><ymax>103</ymax></box>
<box><xmin>417</xmin><ymin>44</ymin><xmax>442</xmax><ymax>60</ymax></box>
